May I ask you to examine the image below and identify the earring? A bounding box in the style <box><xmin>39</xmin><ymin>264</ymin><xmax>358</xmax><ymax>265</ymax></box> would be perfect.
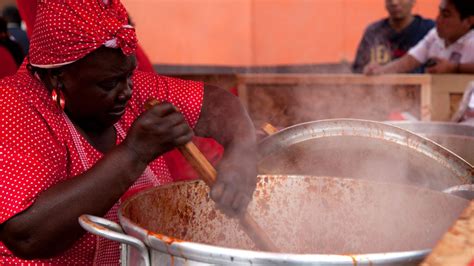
<box><xmin>52</xmin><ymin>86</ymin><xmax>66</xmax><ymax>110</ymax></box>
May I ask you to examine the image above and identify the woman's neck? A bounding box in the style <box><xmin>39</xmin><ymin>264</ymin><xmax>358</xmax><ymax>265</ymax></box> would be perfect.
<box><xmin>72</xmin><ymin>120</ymin><xmax>117</xmax><ymax>153</ymax></box>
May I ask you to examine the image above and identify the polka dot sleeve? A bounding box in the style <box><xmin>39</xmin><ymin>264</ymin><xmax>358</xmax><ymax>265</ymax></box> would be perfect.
<box><xmin>0</xmin><ymin>85</ymin><xmax>68</xmax><ymax>224</ymax></box>
<box><xmin>127</xmin><ymin>71</ymin><xmax>204</xmax><ymax>129</ymax></box>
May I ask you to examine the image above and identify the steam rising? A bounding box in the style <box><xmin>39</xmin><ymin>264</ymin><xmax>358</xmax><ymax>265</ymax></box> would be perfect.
<box><xmin>258</xmin><ymin>136</ymin><xmax>463</xmax><ymax>191</ymax></box>
<box><xmin>123</xmin><ymin>176</ymin><xmax>469</xmax><ymax>255</ymax></box>
<box><xmin>175</xmin><ymin>74</ymin><xmax>473</xmax><ymax>257</ymax></box>
<box><xmin>248</xmin><ymin>82</ymin><xmax>420</xmax><ymax>128</ymax></box>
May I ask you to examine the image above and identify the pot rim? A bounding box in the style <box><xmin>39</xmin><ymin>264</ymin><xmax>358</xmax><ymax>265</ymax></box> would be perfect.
<box><xmin>118</xmin><ymin>210</ymin><xmax>430</xmax><ymax>265</ymax></box>
<box><xmin>258</xmin><ymin>119</ymin><xmax>474</xmax><ymax>182</ymax></box>
<box><xmin>387</xmin><ymin>121</ymin><xmax>474</xmax><ymax>138</ymax></box>
<box><xmin>117</xmin><ymin>176</ymin><xmax>451</xmax><ymax>264</ymax></box>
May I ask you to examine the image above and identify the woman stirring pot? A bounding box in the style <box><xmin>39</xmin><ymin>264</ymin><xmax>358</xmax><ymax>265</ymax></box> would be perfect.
<box><xmin>0</xmin><ymin>1</ymin><xmax>257</xmax><ymax>264</ymax></box>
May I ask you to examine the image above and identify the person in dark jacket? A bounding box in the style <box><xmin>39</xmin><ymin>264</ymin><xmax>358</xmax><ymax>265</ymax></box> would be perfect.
<box><xmin>0</xmin><ymin>17</ymin><xmax>24</xmax><ymax>67</ymax></box>
<box><xmin>2</xmin><ymin>5</ymin><xmax>29</xmax><ymax>55</ymax></box>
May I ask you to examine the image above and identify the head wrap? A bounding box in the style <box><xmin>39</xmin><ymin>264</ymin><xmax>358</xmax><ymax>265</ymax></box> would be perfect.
<box><xmin>29</xmin><ymin>0</ymin><xmax>137</xmax><ymax>68</ymax></box>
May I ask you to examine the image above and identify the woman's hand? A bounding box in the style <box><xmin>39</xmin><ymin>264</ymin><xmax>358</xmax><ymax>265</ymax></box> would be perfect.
<box><xmin>123</xmin><ymin>102</ymin><xmax>194</xmax><ymax>164</ymax></box>
<box><xmin>210</xmin><ymin>149</ymin><xmax>257</xmax><ymax>217</ymax></box>
<box><xmin>194</xmin><ymin>85</ymin><xmax>258</xmax><ymax>217</ymax></box>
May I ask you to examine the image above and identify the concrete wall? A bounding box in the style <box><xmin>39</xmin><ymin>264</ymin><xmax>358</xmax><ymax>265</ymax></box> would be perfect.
<box><xmin>2</xmin><ymin>0</ymin><xmax>438</xmax><ymax>66</ymax></box>
<box><xmin>123</xmin><ymin>0</ymin><xmax>438</xmax><ymax>66</ymax></box>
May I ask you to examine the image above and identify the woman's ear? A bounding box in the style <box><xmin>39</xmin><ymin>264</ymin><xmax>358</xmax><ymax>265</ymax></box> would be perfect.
<box><xmin>46</xmin><ymin>69</ymin><xmax>64</xmax><ymax>90</ymax></box>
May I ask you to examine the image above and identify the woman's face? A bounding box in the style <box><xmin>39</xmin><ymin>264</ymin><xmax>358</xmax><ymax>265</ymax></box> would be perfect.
<box><xmin>59</xmin><ymin>47</ymin><xmax>137</xmax><ymax>131</ymax></box>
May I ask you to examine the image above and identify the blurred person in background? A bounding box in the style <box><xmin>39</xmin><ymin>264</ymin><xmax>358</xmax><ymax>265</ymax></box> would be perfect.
<box><xmin>2</xmin><ymin>5</ymin><xmax>29</xmax><ymax>55</ymax></box>
<box><xmin>352</xmin><ymin>0</ymin><xmax>434</xmax><ymax>73</ymax></box>
<box><xmin>364</xmin><ymin>0</ymin><xmax>474</xmax><ymax>75</ymax></box>
<box><xmin>0</xmin><ymin>17</ymin><xmax>23</xmax><ymax>78</ymax></box>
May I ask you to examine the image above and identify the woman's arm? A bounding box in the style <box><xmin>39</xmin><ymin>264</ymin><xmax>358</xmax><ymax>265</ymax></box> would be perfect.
<box><xmin>194</xmin><ymin>85</ymin><xmax>257</xmax><ymax>217</ymax></box>
<box><xmin>0</xmin><ymin>104</ymin><xmax>192</xmax><ymax>259</ymax></box>
<box><xmin>0</xmin><ymin>145</ymin><xmax>147</xmax><ymax>259</ymax></box>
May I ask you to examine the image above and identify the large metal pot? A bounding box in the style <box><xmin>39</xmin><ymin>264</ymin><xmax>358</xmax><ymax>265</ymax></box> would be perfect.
<box><xmin>80</xmin><ymin>175</ymin><xmax>471</xmax><ymax>265</ymax></box>
<box><xmin>388</xmin><ymin>121</ymin><xmax>474</xmax><ymax>165</ymax></box>
<box><xmin>258</xmin><ymin>119</ymin><xmax>473</xmax><ymax>191</ymax></box>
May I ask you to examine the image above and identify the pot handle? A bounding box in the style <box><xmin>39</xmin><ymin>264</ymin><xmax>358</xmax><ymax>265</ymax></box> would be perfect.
<box><xmin>79</xmin><ymin>214</ymin><xmax>151</xmax><ymax>266</ymax></box>
<box><xmin>443</xmin><ymin>184</ymin><xmax>474</xmax><ymax>200</ymax></box>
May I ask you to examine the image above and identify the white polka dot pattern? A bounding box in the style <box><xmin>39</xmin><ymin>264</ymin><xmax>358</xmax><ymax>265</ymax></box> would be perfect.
<box><xmin>29</xmin><ymin>0</ymin><xmax>137</xmax><ymax>68</ymax></box>
<box><xmin>0</xmin><ymin>70</ymin><xmax>204</xmax><ymax>265</ymax></box>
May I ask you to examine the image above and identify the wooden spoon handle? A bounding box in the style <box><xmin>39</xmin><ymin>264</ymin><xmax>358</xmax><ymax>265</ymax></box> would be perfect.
<box><xmin>241</xmin><ymin>212</ymin><xmax>279</xmax><ymax>252</ymax></box>
<box><xmin>179</xmin><ymin>137</ymin><xmax>279</xmax><ymax>252</ymax></box>
<box><xmin>178</xmin><ymin>142</ymin><xmax>216</xmax><ymax>186</ymax></box>
<box><xmin>261</xmin><ymin>123</ymin><xmax>279</xmax><ymax>136</ymax></box>
<box><xmin>145</xmin><ymin>98</ymin><xmax>279</xmax><ymax>252</ymax></box>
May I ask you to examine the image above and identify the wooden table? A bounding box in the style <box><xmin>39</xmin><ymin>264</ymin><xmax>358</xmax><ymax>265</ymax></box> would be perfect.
<box><xmin>422</xmin><ymin>200</ymin><xmax>474</xmax><ymax>266</ymax></box>
<box><xmin>237</xmin><ymin>74</ymin><xmax>473</xmax><ymax>127</ymax></box>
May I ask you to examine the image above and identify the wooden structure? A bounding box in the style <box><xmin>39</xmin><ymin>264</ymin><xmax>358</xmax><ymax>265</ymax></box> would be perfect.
<box><xmin>237</xmin><ymin>74</ymin><xmax>473</xmax><ymax>127</ymax></box>
<box><xmin>421</xmin><ymin>200</ymin><xmax>474</xmax><ymax>266</ymax></box>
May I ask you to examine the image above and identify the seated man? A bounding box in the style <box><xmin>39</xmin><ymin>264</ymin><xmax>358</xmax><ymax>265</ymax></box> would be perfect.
<box><xmin>365</xmin><ymin>0</ymin><xmax>474</xmax><ymax>75</ymax></box>
<box><xmin>352</xmin><ymin>0</ymin><xmax>434</xmax><ymax>73</ymax></box>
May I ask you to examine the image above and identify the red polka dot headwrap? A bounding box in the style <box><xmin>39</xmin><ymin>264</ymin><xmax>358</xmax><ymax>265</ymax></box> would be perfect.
<box><xmin>29</xmin><ymin>0</ymin><xmax>138</xmax><ymax>68</ymax></box>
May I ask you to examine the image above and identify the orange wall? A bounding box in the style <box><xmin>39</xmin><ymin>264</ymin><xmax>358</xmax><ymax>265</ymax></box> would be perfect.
<box><xmin>0</xmin><ymin>0</ymin><xmax>16</xmax><ymax>10</ymax></box>
<box><xmin>122</xmin><ymin>0</ymin><xmax>439</xmax><ymax>66</ymax></box>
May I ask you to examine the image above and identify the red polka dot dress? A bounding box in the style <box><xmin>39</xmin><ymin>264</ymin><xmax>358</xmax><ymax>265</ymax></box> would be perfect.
<box><xmin>0</xmin><ymin>70</ymin><xmax>204</xmax><ymax>265</ymax></box>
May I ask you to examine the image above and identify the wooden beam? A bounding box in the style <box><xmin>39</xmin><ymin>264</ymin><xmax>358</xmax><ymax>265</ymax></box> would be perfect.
<box><xmin>237</xmin><ymin>74</ymin><xmax>471</xmax><ymax>122</ymax></box>
<box><xmin>237</xmin><ymin>74</ymin><xmax>431</xmax><ymax>86</ymax></box>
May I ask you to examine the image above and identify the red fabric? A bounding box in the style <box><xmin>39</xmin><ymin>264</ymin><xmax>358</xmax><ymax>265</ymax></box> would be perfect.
<box><xmin>29</xmin><ymin>0</ymin><xmax>137</xmax><ymax>67</ymax></box>
<box><xmin>17</xmin><ymin>0</ymin><xmax>154</xmax><ymax>73</ymax></box>
<box><xmin>388</xmin><ymin>111</ymin><xmax>406</xmax><ymax>121</ymax></box>
<box><xmin>0</xmin><ymin>46</ymin><xmax>18</xmax><ymax>79</ymax></box>
<box><xmin>0</xmin><ymin>71</ymin><xmax>204</xmax><ymax>265</ymax></box>
<box><xmin>468</xmin><ymin>257</ymin><xmax>474</xmax><ymax>266</ymax></box>
<box><xmin>166</xmin><ymin>137</ymin><xmax>224</xmax><ymax>181</ymax></box>
<box><xmin>135</xmin><ymin>45</ymin><xmax>154</xmax><ymax>72</ymax></box>
<box><xmin>229</xmin><ymin>86</ymin><xmax>239</xmax><ymax>96</ymax></box>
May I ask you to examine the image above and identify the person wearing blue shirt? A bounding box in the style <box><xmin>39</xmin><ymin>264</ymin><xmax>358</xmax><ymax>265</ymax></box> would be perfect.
<box><xmin>353</xmin><ymin>0</ymin><xmax>434</xmax><ymax>73</ymax></box>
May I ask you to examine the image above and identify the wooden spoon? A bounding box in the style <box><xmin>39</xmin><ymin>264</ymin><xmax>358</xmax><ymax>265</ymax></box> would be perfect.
<box><xmin>145</xmin><ymin>98</ymin><xmax>279</xmax><ymax>252</ymax></box>
<box><xmin>261</xmin><ymin>122</ymin><xmax>279</xmax><ymax>136</ymax></box>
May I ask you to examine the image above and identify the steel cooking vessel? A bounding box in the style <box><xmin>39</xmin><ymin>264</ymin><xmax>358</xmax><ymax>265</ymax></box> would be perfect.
<box><xmin>388</xmin><ymin>121</ymin><xmax>474</xmax><ymax>165</ymax></box>
<box><xmin>80</xmin><ymin>175</ymin><xmax>471</xmax><ymax>265</ymax></box>
<box><xmin>258</xmin><ymin>119</ymin><xmax>473</xmax><ymax>190</ymax></box>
